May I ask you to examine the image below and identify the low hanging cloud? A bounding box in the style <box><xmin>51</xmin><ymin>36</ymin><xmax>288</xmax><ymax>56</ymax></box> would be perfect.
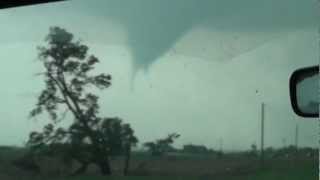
<box><xmin>1</xmin><ymin>0</ymin><xmax>318</xmax><ymax>84</ymax></box>
<box><xmin>68</xmin><ymin>0</ymin><xmax>318</xmax><ymax>83</ymax></box>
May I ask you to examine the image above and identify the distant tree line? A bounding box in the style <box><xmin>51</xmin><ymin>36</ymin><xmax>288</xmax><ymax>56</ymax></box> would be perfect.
<box><xmin>142</xmin><ymin>134</ymin><xmax>224</xmax><ymax>157</ymax></box>
<box><xmin>143</xmin><ymin>133</ymin><xmax>180</xmax><ymax>156</ymax></box>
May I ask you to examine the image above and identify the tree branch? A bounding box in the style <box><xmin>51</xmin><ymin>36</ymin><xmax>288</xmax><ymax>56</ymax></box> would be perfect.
<box><xmin>57</xmin><ymin>71</ymin><xmax>100</xmax><ymax>145</ymax></box>
<box><xmin>47</xmin><ymin>73</ymin><xmax>79</xmax><ymax>120</ymax></box>
<box><xmin>59</xmin><ymin>72</ymin><xmax>86</xmax><ymax>121</ymax></box>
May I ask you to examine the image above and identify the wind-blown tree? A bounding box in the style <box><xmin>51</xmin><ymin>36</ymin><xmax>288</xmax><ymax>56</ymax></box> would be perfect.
<box><xmin>27</xmin><ymin>27</ymin><xmax>138</xmax><ymax>176</ymax></box>
<box><xmin>143</xmin><ymin>133</ymin><xmax>180</xmax><ymax>156</ymax></box>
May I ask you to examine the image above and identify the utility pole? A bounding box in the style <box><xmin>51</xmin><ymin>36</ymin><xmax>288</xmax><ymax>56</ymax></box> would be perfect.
<box><xmin>260</xmin><ymin>102</ymin><xmax>265</xmax><ymax>169</ymax></box>
<box><xmin>294</xmin><ymin>124</ymin><xmax>299</xmax><ymax>166</ymax></box>
<box><xmin>219</xmin><ymin>138</ymin><xmax>223</xmax><ymax>153</ymax></box>
<box><xmin>282</xmin><ymin>138</ymin><xmax>287</xmax><ymax>148</ymax></box>
<box><xmin>295</xmin><ymin>124</ymin><xmax>299</xmax><ymax>149</ymax></box>
<box><xmin>217</xmin><ymin>138</ymin><xmax>224</xmax><ymax>158</ymax></box>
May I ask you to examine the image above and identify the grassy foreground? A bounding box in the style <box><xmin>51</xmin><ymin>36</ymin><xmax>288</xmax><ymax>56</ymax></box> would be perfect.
<box><xmin>0</xmin><ymin>146</ymin><xmax>317</xmax><ymax>180</ymax></box>
<box><xmin>45</xmin><ymin>163</ymin><xmax>317</xmax><ymax>180</ymax></box>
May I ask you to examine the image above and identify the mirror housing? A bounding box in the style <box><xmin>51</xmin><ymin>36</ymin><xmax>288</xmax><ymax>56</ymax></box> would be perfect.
<box><xmin>289</xmin><ymin>66</ymin><xmax>319</xmax><ymax>118</ymax></box>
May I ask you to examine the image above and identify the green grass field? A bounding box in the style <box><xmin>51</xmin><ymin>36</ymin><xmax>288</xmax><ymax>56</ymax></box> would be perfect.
<box><xmin>1</xmin><ymin>162</ymin><xmax>317</xmax><ymax>180</ymax></box>
<box><xmin>56</xmin><ymin>170</ymin><xmax>317</xmax><ymax>180</ymax></box>
<box><xmin>0</xmin><ymin>147</ymin><xmax>317</xmax><ymax>180</ymax></box>
<box><xmin>34</xmin><ymin>160</ymin><xmax>317</xmax><ymax>180</ymax></box>
<box><xmin>43</xmin><ymin>169</ymin><xmax>317</xmax><ymax>180</ymax></box>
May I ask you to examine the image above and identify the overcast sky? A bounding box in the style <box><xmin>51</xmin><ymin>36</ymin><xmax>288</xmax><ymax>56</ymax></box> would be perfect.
<box><xmin>0</xmin><ymin>0</ymin><xmax>318</xmax><ymax>151</ymax></box>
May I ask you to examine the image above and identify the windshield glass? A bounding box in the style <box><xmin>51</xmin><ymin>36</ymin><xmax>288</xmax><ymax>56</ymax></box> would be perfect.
<box><xmin>0</xmin><ymin>1</ymin><xmax>318</xmax><ymax>179</ymax></box>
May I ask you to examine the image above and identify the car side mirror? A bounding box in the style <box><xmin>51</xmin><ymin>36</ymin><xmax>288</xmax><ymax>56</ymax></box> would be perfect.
<box><xmin>289</xmin><ymin>66</ymin><xmax>319</xmax><ymax>118</ymax></box>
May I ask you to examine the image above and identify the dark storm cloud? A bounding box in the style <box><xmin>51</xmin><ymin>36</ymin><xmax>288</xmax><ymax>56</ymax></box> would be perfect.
<box><xmin>1</xmin><ymin>0</ymin><xmax>318</xmax><ymax>81</ymax></box>
<box><xmin>71</xmin><ymin>0</ymin><xmax>318</xmax><ymax>78</ymax></box>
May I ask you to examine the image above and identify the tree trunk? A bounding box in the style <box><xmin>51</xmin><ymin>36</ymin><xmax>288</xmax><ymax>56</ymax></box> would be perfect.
<box><xmin>72</xmin><ymin>163</ymin><xmax>88</xmax><ymax>176</ymax></box>
<box><xmin>123</xmin><ymin>145</ymin><xmax>131</xmax><ymax>175</ymax></box>
<box><xmin>98</xmin><ymin>158</ymin><xmax>112</xmax><ymax>175</ymax></box>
